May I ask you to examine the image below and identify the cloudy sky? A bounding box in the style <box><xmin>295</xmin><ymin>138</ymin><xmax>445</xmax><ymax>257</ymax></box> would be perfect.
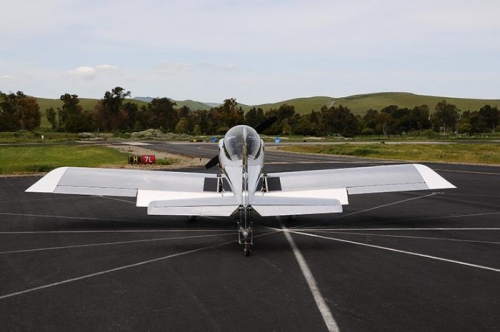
<box><xmin>1</xmin><ymin>0</ymin><xmax>499</xmax><ymax>104</ymax></box>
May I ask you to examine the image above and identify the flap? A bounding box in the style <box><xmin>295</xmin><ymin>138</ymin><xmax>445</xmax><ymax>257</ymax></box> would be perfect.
<box><xmin>250</xmin><ymin>196</ymin><xmax>343</xmax><ymax>217</ymax></box>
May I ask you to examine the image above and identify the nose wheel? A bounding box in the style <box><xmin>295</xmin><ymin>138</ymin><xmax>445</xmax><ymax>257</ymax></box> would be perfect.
<box><xmin>239</xmin><ymin>227</ymin><xmax>253</xmax><ymax>257</ymax></box>
<box><xmin>238</xmin><ymin>207</ymin><xmax>253</xmax><ymax>257</ymax></box>
<box><xmin>243</xmin><ymin>243</ymin><xmax>252</xmax><ymax>257</ymax></box>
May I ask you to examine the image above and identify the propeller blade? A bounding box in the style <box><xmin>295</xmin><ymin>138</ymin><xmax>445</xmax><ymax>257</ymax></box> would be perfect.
<box><xmin>254</xmin><ymin>116</ymin><xmax>277</xmax><ymax>133</ymax></box>
<box><xmin>205</xmin><ymin>155</ymin><xmax>219</xmax><ymax>169</ymax></box>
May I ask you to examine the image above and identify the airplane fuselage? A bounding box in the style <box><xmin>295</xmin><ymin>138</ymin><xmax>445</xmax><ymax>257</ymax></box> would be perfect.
<box><xmin>218</xmin><ymin>125</ymin><xmax>265</xmax><ymax>207</ymax></box>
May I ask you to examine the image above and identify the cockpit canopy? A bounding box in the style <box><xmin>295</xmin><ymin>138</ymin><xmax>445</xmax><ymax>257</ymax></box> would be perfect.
<box><xmin>223</xmin><ymin>125</ymin><xmax>261</xmax><ymax>160</ymax></box>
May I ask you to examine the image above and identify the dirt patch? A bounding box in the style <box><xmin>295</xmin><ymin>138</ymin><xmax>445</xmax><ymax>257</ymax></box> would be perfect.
<box><xmin>109</xmin><ymin>144</ymin><xmax>209</xmax><ymax>170</ymax></box>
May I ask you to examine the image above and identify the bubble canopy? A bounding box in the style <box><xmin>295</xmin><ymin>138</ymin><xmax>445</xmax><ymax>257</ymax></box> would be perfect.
<box><xmin>223</xmin><ymin>125</ymin><xmax>261</xmax><ymax>160</ymax></box>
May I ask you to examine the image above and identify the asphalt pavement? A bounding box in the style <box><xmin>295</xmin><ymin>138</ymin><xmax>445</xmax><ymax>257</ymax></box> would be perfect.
<box><xmin>1</xmin><ymin>144</ymin><xmax>499</xmax><ymax>331</ymax></box>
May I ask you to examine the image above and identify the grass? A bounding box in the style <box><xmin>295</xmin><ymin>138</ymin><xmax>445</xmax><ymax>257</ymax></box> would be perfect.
<box><xmin>279</xmin><ymin>143</ymin><xmax>500</xmax><ymax>165</ymax></box>
<box><xmin>0</xmin><ymin>131</ymin><xmax>80</xmax><ymax>143</ymax></box>
<box><xmin>0</xmin><ymin>145</ymin><xmax>172</xmax><ymax>174</ymax></box>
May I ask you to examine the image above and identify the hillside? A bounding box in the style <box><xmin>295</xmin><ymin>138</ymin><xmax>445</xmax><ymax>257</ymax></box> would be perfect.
<box><xmin>334</xmin><ymin>92</ymin><xmax>500</xmax><ymax>116</ymax></box>
<box><xmin>33</xmin><ymin>92</ymin><xmax>499</xmax><ymax>129</ymax></box>
<box><xmin>134</xmin><ymin>97</ymin><xmax>212</xmax><ymax>111</ymax></box>
<box><xmin>242</xmin><ymin>93</ymin><xmax>500</xmax><ymax>116</ymax></box>
<box><xmin>244</xmin><ymin>96</ymin><xmax>334</xmax><ymax>114</ymax></box>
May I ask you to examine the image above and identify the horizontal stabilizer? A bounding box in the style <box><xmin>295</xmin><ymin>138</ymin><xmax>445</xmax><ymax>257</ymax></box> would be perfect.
<box><xmin>250</xmin><ymin>196</ymin><xmax>342</xmax><ymax>217</ymax></box>
<box><xmin>148</xmin><ymin>196</ymin><xmax>239</xmax><ymax>216</ymax></box>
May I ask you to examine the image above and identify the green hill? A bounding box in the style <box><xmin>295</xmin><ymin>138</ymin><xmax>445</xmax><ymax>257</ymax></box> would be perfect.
<box><xmin>33</xmin><ymin>92</ymin><xmax>499</xmax><ymax>129</ymax></box>
<box><xmin>334</xmin><ymin>92</ymin><xmax>500</xmax><ymax>116</ymax></box>
<box><xmin>175</xmin><ymin>100</ymin><xmax>212</xmax><ymax>111</ymax></box>
<box><xmin>241</xmin><ymin>93</ymin><xmax>500</xmax><ymax>116</ymax></box>
<box><xmin>243</xmin><ymin>96</ymin><xmax>334</xmax><ymax>114</ymax></box>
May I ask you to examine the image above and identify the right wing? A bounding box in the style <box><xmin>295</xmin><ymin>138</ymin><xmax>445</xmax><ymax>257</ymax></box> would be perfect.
<box><xmin>26</xmin><ymin>167</ymin><xmax>237</xmax><ymax>215</ymax></box>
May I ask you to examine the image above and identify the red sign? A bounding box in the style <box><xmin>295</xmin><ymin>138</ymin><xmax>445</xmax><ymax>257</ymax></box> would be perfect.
<box><xmin>141</xmin><ymin>155</ymin><xmax>156</xmax><ymax>164</ymax></box>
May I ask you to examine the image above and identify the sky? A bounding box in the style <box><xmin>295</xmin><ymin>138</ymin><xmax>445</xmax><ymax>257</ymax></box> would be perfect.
<box><xmin>1</xmin><ymin>0</ymin><xmax>499</xmax><ymax>105</ymax></box>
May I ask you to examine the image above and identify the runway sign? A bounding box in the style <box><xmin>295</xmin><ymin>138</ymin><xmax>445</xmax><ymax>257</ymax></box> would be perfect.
<box><xmin>128</xmin><ymin>155</ymin><xmax>156</xmax><ymax>165</ymax></box>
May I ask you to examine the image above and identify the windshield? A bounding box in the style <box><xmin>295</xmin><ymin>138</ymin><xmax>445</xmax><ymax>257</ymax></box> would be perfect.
<box><xmin>223</xmin><ymin>125</ymin><xmax>261</xmax><ymax>160</ymax></box>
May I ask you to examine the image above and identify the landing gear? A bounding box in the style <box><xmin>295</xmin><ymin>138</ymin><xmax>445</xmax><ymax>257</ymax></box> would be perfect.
<box><xmin>238</xmin><ymin>206</ymin><xmax>253</xmax><ymax>257</ymax></box>
<box><xmin>243</xmin><ymin>243</ymin><xmax>252</xmax><ymax>257</ymax></box>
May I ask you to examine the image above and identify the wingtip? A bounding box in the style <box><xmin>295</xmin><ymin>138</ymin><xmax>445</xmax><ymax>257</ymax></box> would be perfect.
<box><xmin>413</xmin><ymin>164</ymin><xmax>456</xmax><ymax>190</ymax></box>
<box><xmin>25</xmin><ymin>167</ymin><xmax>69</xmax><ymax>193</ymax></box>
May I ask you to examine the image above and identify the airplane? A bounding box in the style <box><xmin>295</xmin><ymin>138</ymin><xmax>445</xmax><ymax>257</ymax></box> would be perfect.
<box><xmin>26</xmin><ymin>119</ymin><xmax>455</xmax><ymax>256</ymax></box>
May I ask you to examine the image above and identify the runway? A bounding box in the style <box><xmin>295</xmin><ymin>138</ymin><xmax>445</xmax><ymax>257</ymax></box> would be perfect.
<box><xmin>1</xmin><ymin>144</ymin><xmax>499</xmax><ymax>331</ymax></box>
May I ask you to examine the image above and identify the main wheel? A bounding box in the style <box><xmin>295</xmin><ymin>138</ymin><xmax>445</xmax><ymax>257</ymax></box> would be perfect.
<box><xmin>244</xmin><ymin>244</ymin><xmax>251</xmax><ymax>257</ymax></box>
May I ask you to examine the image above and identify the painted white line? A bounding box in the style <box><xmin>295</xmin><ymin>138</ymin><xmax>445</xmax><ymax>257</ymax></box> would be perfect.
<box><xmin>300</xmin><ymin>211</ymin><xmax>500</xmax><ymax>230</ymax></box>
<box><xmin>100</xmin><ymin>196</ymin><xmax>136</xmax><ymax>204</ymax></box>
<box><xmin>291</xmin><ymin>193</ymin><xmax>441</xmax><ymax>229</ymax></box>
<box><xmin>281</xmin><ymin>223</ymin><xmax>340</xmax><ymax>332</ymax></box>
<box><xmin>123</xmin><ymin>142</ymin><xmax>151</xmax><ymax>146</ymax></box>
<box><xmin>293</xmin><ymin>227</ymin><xmax>500</xmax><ymax>232</ymax></box>
<box><xmin>0</xmin><ymin>231</ymin><xmax>281</xmax><ymax>301</ymax></box>
<box><xmin>0</xmin><ymin>212</ymin><xmax>138</xmax><ymax>222</ymax></box>
<box><xmin>290</xmin><ymin>230</ymin><xmax>500</xmax><ymax>273</ymax></box>
<box><xmin>314</xmin><ymin>231</ymin><xmax>500</xmax><ymax>245</ymax></box>
<box><xmin>0</xmin><ymin>239</ymin><xmax>235</xmax><ymax>300</ymax></box>
<box><xmin>0</xmin><ymin>230</ymin><xmax>235</xmax><ymax>234</ymax></box>
<box><xmin>0</xmin><ymin>233</ymin><xmax>234</xmax><ymax>255</ymax></box>
<box><xmin>331</xmin><ymin>193</ymin><xmax>438</xmax><ymax>220</ymax></box>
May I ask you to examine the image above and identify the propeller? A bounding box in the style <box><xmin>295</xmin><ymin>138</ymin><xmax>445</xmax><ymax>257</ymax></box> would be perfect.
<box><xmin>204</xmin><ymin>116</ymin><xmax>277</xmax><ymax>169</ymax></box>
<box><xmin>205</xmin><ymin>154</ymin><xmax>220</xmax><ymax>169</ymax></box>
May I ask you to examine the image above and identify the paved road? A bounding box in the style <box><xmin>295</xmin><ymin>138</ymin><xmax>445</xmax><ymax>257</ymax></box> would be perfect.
<box><xmin>1</xmin><ymin>146</ymin><xmax>499</xmax><ymax>331</ymax></box>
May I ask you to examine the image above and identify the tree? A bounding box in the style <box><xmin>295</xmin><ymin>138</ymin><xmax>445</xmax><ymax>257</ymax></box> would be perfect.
<box><xmin>17</xmin><ymin>97</ymin><xmax>41</xmax><ymax>131</ymax></box>
<box><xmin>0</xmin><ymin>91</ymin><xmax>23</xmax><ymax>131</ymax></box>
<box><xmin>148</xmin><ymin>98</ymin><xmax>178</xmax><ymax>131</ymax></box>
<box><xmin>46</xmin><ymin>107</ymin><xmax>58</xmax><ymax>130</ymax></box>
<box><xmin>58</xmin><ymin>93</ymin><xmax>85</xmax><ymax>132</ymax></box>
<box><xmin>410</xmin><ymin>105</ymin><xmax>431</xmax><ymax>132</ymax></box>
<box><xmin>207</xmin><ymin>98</ymin><xmax>244</xmax><ymax>134</ymax></box>
<box><xmin>294</xmin><ymin>115</ymin><xmax>316</xmax><ymax>135</ymax></box>
<box><xmin>175</xmin><ymin>117</ymin><xmax>190</xmax><ymax>133</ymax></box>
<box><xmin>363</xmin><ymin>109</ymin><xmax>379</xmax><ymax>131</ymax></box>
<box><xmin>245</xmin><ymin>107</ymin><xmax>265</xmax><ymax>128</ymax></box>
<box><xmin>0</xmin><ymin>91</ymin><xmax>41</xmax><ymax>132</ymax></box>
<box><xmin>121</xmin><ymin>102</ymin><xmax>138</xmax><ymax>130</ymax></box>
<box><xmin>94</xmin><ymin>87</ymin><xmax>131</xmax><ymax>131</ymax></box>
<box><xmin>478</xmin><ymin>105</ymin><xmax>499</xmax><ymax>133</ymax></box>
<box><xmin>191</xmin><ymin>109</ymin><xmax>208</xmax><ymax>134</ymax></box>
<box><xmin>177</xmin><ymin>106</ymin><xmax>193</xmax><ymax>132</ymax></box>
<box><xmin>320</xmin><ymin>104</ymin><xmax>360</xmax><ymax>137</ymax></box>
<box><xmin>431</xmin><ymin>100</ymin><xmax>459</xmax><ymax>134</ymax></box>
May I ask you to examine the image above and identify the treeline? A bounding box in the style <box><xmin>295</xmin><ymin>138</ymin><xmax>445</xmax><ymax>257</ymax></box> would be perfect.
<box><xmin>1</xmin><ymin>87</ymin><xmax>499</xmax><ymax>136</ymax></box>
<box><xmin>0</xmin><ymin>91</ymin><xmax>41</xmax><ymax>131</ymax></box>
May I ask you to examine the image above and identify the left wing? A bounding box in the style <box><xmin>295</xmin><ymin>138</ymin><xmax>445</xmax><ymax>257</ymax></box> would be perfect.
<box><xmin>26</xmin><ymin>167</ymin><xmax>237</xmax><ymax>215</ymax></box>
<box><xmin>257</xmin><ymin>163</ymin><xmax>455</xmax><ymax>206</ymax></box>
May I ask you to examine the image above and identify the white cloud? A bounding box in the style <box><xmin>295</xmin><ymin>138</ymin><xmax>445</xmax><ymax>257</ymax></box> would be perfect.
<box><xmin>216</xmin><ymin>64</ymin><xmax>236</xmax><ymax>71</ymax></box>
<box><xmin>69</xmin><ymin>66</ymin><xmax>96</xmax><ymax>80</ymax></box>
<box><xmin>156</xmin><ymin>63</ymin><xmax>193</xmax><ymax>75</ymax></box>
<box><xmin>0</xmin><ymin>75</ymin><xmax>16</xmax><ymax>82</ymax></box>
<box><xmin>68</xmin><ymin>64</ymin><xmax>120</xmax><ymax>80</ymax></box>
<box><xmin>95</xmin><ymin>64</ymin><xmax>119</xmax><ymax>71</ymax></box>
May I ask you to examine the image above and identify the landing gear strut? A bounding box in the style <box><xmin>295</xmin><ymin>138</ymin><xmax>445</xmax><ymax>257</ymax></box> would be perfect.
<box><xmin>238</xmin><ymin>206</ymin><xmax>253</xmax><ymax>257</ymax></box>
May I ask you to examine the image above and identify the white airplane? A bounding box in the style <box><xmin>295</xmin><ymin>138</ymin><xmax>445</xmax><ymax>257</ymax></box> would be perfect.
<box><xmin>26</xmin><ymin>121</ymin><xmax>455</xmax><ymax>256</ymax></box>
